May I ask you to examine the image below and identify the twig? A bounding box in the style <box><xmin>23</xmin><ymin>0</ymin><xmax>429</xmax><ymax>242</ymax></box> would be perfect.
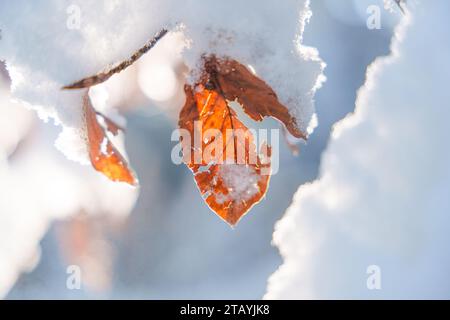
<box><xmin>62</xmin><ymin>28</ymin><xmax>168</xmax><ymax>90</ymax></box>
<box><xmin>395</xmin><ymin>0</ymin><xmax>406</xmax><ymax>15</ymax></box>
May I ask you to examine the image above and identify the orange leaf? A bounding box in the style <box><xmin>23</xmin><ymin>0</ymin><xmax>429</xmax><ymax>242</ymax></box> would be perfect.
<box><xmin>179</xmin><ymin>68</ymin><xmax>275</xmax><ymax>225</ymax></box>
<box><xmin>179</xmin><ymin>55</ymin><xmax>306</xmax><ymax>225</ymax></box>
<box><xmin>179</xmin><ymin>55</ymin><xmax>305</xmax><ymax>225</ymax></box>
<box><xmin>95</xmin><ymin>111</ymin><xmax>123</xmax><ymax>136</ymax></box>
<box><xmin>83</xmin><ymin>92</ymin><xmax>138</xmax><ymax>186</ymax></box>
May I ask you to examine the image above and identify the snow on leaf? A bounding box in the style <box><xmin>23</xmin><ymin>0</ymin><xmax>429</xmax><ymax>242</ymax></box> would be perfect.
<box><xmin>83</xmin><ymin>92</ymin><xmax>138</xmax><ymax>186</ymax></box>
<box><xmin>179</xmin><ymin>55</ymin><xmax>299</xmax><ymax>226</ymax></box>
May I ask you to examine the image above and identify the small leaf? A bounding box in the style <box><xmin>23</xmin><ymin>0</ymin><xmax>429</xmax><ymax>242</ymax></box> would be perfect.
<box><xmin>95</xmin><ymin>111</ymin><xmax>123</xmax><ymax>136</ymax></box>
<box><xmin>203</xmin><ymin>55</ymin><xmax>307</xmax><ymax>139</ymax></box>
<box><xmin>83</xmin><ymin>92</ymin><xmax>138</xmax><ymax>186</ymax></box>
<box><xmin>179</xmin><ymin>84</ymin><xmax>271</xmax><ymax>226</ymax></box>
<box><xmin>179</xmin><ymin>55</ymin><xmax>307</xmax><ymax>225</ymax></box>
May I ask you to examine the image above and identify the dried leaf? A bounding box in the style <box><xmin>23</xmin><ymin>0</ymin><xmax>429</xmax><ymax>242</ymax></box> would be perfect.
<box><xmin>203</xmin><ymin>55</ymin><xmax>306</xmax><ymax>139</ymax></box>
<box><xmin>95</xmin><ymin>111</ymin><xmax>123</xmax><ymax>136</ymax></box>
<box><xmin>179</xmin><ymin>83</ymin><xmax>271</xmax><ymax>226</ymax></box>
<box><xmin>83</xmin><ymin>92</ymin><xmax>138</xmax><ymax>186</ymax></box>
<box><xmin>179</xmin><ymin>55</ymin><xmax>307</xmax><ymax>225</ymax></box>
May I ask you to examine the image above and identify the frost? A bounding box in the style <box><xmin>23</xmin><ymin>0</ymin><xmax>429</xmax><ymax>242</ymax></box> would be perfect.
<box><xmin>0</xmin><ymin>0</ymin><xmax>324</xmax><ymax>164</ymax></box>
<box><xmin>216</xmin><ymin>164</ymin><xmax>260</xmax><ymax>204</ymax></box>
<box><xmin>266</xmin><ymin>1</ymin><xmax>450</xmax><ymax>299</ymax></box>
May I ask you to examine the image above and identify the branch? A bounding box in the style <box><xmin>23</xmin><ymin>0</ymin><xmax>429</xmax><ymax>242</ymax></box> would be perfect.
<box><xmin>395</xmin><ymin>0</ymin><xmax>406</xmax><ymax>15</ymax></box>
<box><xmin>62</xmin><ymin>28</ymin><xmax>168</xmax><ymax>90</ymax></box>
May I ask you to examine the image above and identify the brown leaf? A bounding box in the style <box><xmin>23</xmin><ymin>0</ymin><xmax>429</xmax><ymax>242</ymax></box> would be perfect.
<box><xmin>179</xmin><ymin>55</ymin><xmax>306</xmax><ymax>225</ymax></box>
<box><xmin>83</xmin><ymin>92</ymin><xmax>138</xmax><ymax>186</ymax></box>
<box><xmin>95</xmin><ymin>111</ymin><xmax>123</xmax><ymax>136</ymax></box>
<box><xmin>179</xmin><ymin>82</ymin><xmax>271</xmax><ymax>226</ymax></box>
<box><xmin>203</xmin><ymin>55</ymin><xmax>307</xmax><ymax>139</ymax></box>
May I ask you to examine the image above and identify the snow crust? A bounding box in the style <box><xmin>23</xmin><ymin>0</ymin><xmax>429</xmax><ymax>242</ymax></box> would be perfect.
<box><xmin>0</xmin><ymin>0</ymin><xmax>324</xmax><ymax>163</ymax></box>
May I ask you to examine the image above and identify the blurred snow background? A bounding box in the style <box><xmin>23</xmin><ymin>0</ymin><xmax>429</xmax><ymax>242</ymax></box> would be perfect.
<box><xmin>0</xmin><ymin>0</ymin><xmax>412</xmax><ymax>299</ymax></box>
<box><xmin>0</xmin><ymin>66</ymin><xmax>138</xmax><ymax>297</ymax></box>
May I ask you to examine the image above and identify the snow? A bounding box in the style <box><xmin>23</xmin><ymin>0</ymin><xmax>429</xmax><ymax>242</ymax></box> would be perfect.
<box><xmin>216</xmin><ymin>164</ymin><xmax>261</xmax><ymax>204</ymax></box>
<box><xmin>0</xmin><ymin>74</ymin><xmax>138</xmax><ymax>297</ymax></box>
<box><xmin>1</xmin><ymin>0</ymin><xmax>412</xmax><ymax>299</ymax></box>
<box><xmin>0</xmin><ymin>74</ymin><xmax>33</xmax><ymax>158</ymax></box>
<box><xmin>266</xmin><ymin>1</ymin><xmax>450</xmax><ymax>299</ymax></box>
<box><xmin>0</xmin><ymin>0</ymin><xmax>324</xmax><ymax>165</ymax></box>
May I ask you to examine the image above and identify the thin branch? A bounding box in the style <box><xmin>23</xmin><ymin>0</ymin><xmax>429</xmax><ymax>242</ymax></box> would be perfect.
<box><xmin>395</xmin><ymin>0</ymin><xmax>406</xmax><ymax>15</ymax></box>
<box><xmin>62</xmin><ymin>28</ymin><xmax>168</xmax><ymax>90</ymax></box>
